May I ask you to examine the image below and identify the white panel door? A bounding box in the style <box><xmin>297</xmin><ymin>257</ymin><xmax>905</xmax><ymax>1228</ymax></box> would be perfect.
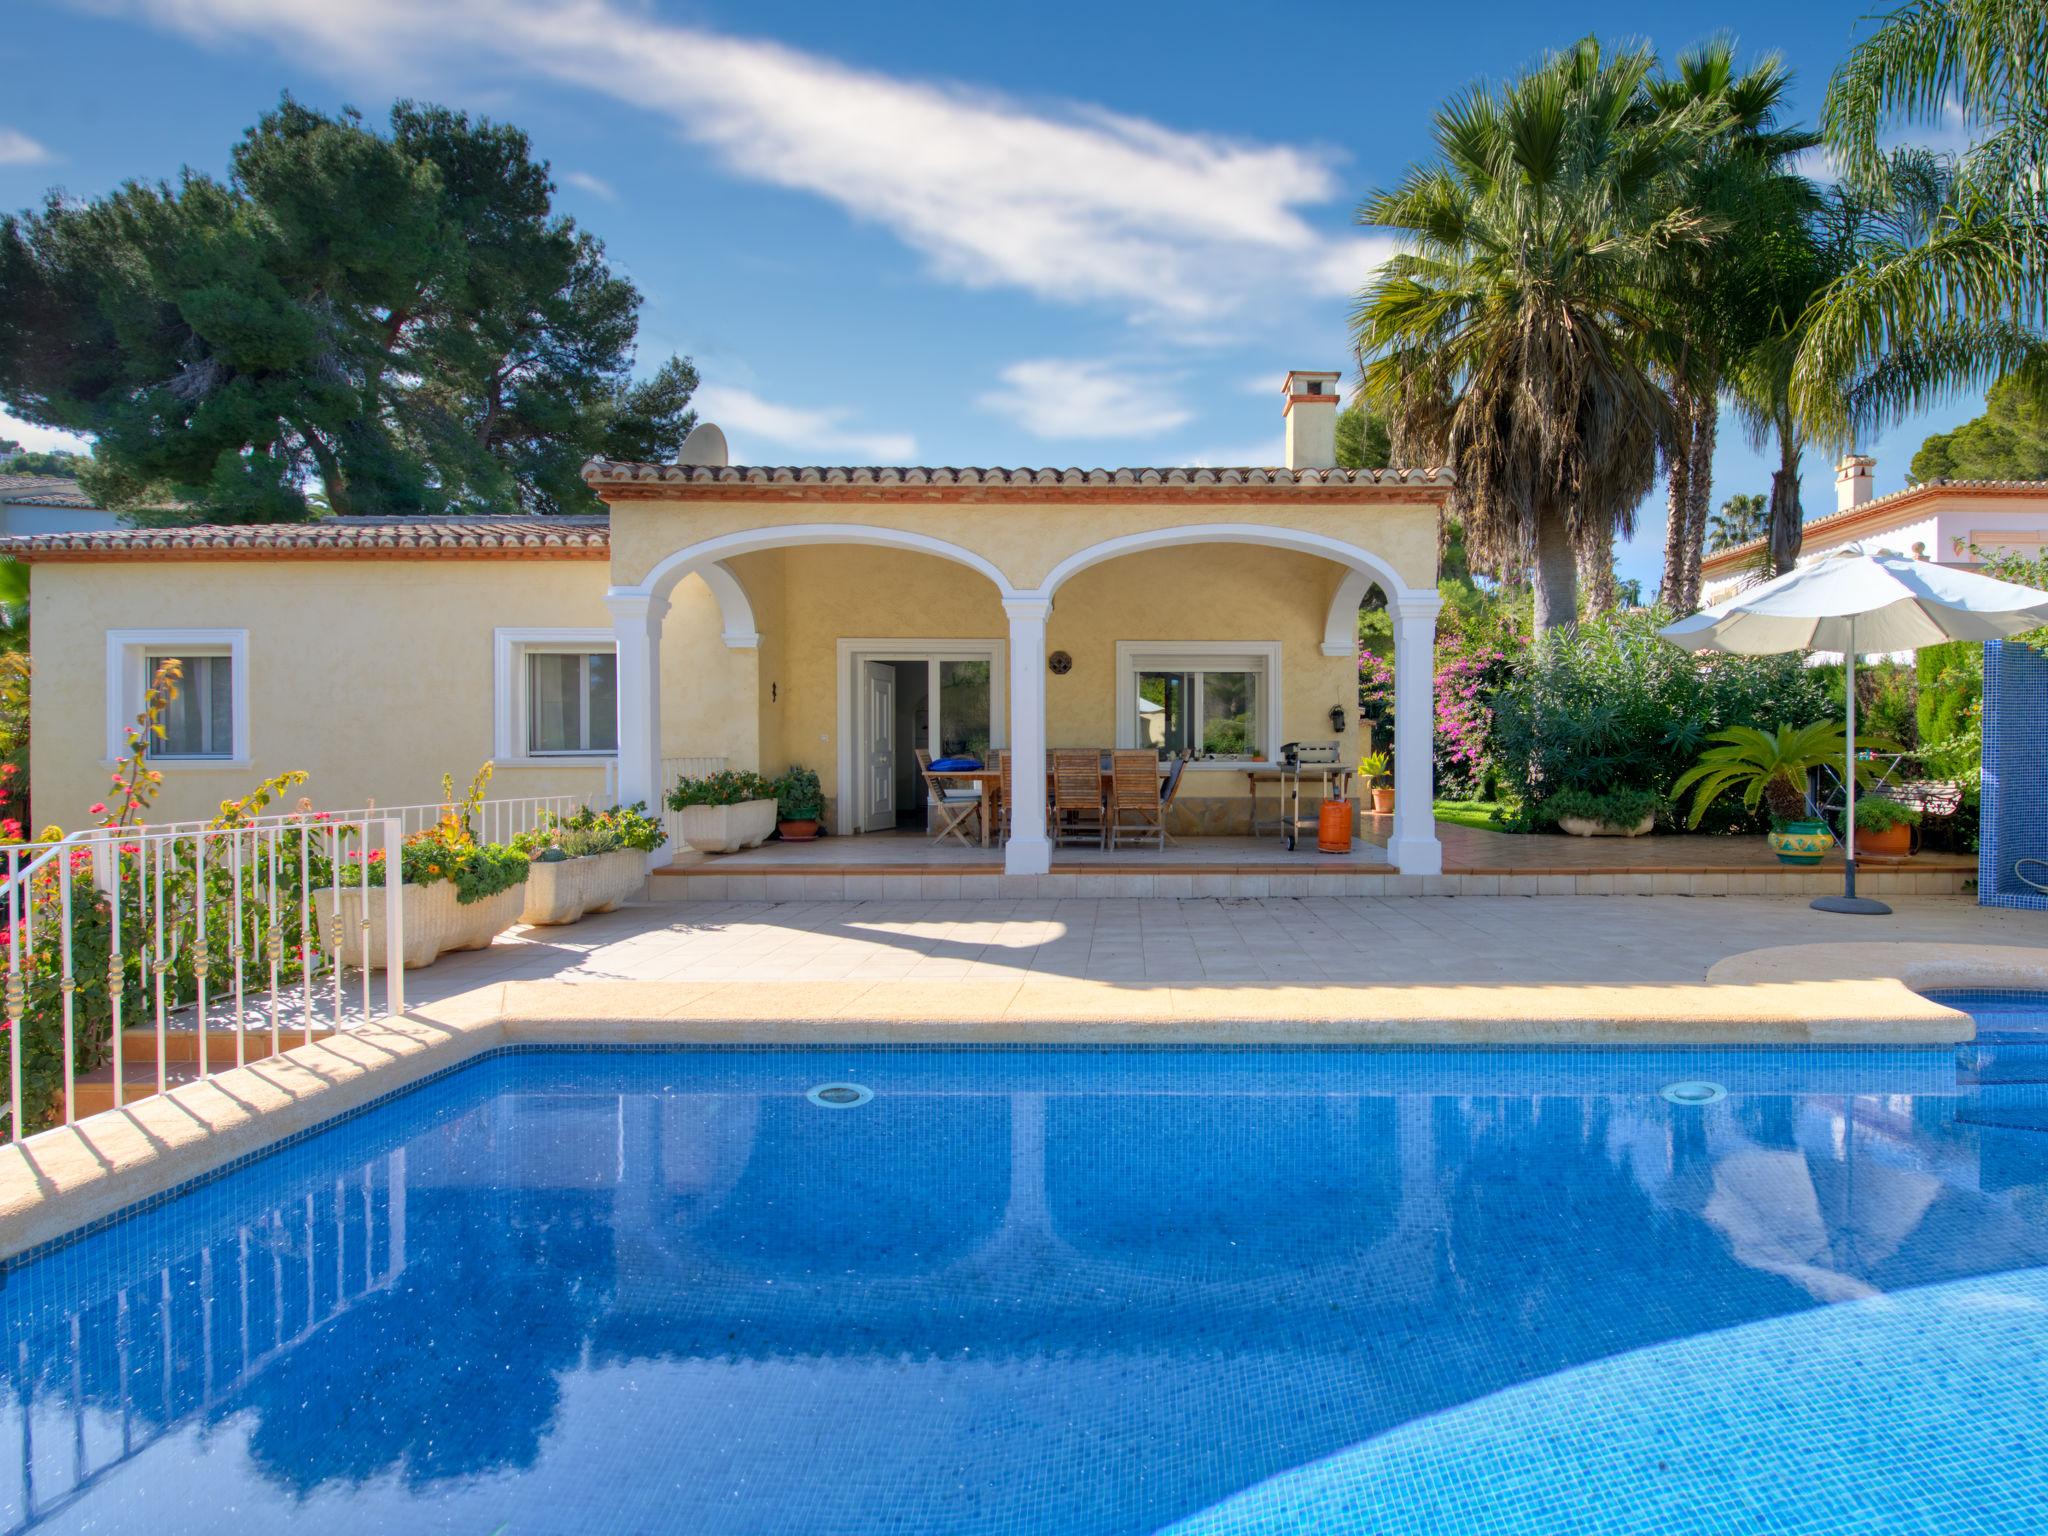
<box><xmin>863</xmin><ymin>662</ymin><xmax>898</xmax><ymax>832</ymax></box>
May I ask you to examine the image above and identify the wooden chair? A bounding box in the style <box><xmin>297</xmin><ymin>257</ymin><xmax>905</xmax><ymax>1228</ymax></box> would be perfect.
<box><xmin>1050</xmin><ymin>748</ymin><xmax>1106</xmax><ymax>847</ymax></box>
<box><xmin>1157</xmin><ymin>756</ymin><xmax>1189</xmax><ymax>844</ymax></box>
<box><xmin>1108</xmin><ymin>750</ymin><xmax>1165</xmax><ymax>850</ymax></box>
<box><xmin>915</xmin><ymin>747</ymin><xmax>983</xmax><ymax>848</ymax></box>
<box><xmin>995</xmin><ymin>749</ymin><xmax>1012</xmax><ymax>840</ymax></box>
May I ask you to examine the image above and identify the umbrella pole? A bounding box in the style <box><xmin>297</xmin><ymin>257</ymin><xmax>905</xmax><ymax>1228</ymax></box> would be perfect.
<box><xmin>1814</xmin><ymin>616</ymin><xmax>1892</xmax><ymax>916</ymax></box>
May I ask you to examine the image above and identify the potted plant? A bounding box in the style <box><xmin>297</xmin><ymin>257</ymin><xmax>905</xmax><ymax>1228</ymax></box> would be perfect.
<box><xmin>666</xmin><ymin>768</ymin><xmax>777</xmax><ymax>853</ymax></box>
<box><xmin>318</xmin><ymin>767</ymin><xmax>531</xmax><ymax>968</ymax></box>
<box><xmin>1853</xmin><ymin>794</ymin><xmax>1921</xmax><ymax>859</ymax></box>
<box><xmin>514</xmin><ymin>802</ymin><xmax>667</xmax><ymax>925</ymax></box>
<box><xmin>1544</xmin><ymin>785</ymin><xmax>1661</xmax><ymax>837</ymax></box>
<box><xmin>773</xmin><ymin>764</ymin><xmax>826</xmax><ymax>841</ymax></box>
<box><xmin>1671</xmin><ymin>721</ymin><xmax>1855</xmax><ymax>865</ymax></box>
<box><xmin>1359</xmin><ymin>752</ymin><xmax>1395</xmax><ymax>816</ymax></box>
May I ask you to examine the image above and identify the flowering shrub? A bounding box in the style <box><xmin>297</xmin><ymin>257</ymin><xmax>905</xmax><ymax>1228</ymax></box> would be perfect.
<box><xmin>668</xmin><ymin>769</ymin><xmax>774</xmax><ymax>809</ymax></box>
<box><xmin>1489</xmin><ymin>611</ymin><xmax>1834</xmax><ymax>833</ymax></box>
<box><xmin>1433</xmin><ymin>628</ymin><xmax>1519</xmax><ymax>798</ymax></box>
<box><xmin>334</xmin><ymin>766</ymin><xmax>530</xmax><ymax>905</ymax></box>
<box><xmin>513</xmin><ymin>802</ymin><xmax>667</xmax><ymax>857</ymax></box>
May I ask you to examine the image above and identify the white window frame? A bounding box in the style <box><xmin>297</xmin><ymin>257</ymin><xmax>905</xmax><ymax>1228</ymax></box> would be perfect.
<box><xmin>495</xmin><ymin>628</ymin><xmax>619</xmax><ymax>764</ymax></box>
<box><xmin>1115</xmin><ymin>640</ymin><xmax>1282</xmax><ymax>771</ymax></box>
<box><xmin>104</xmin><ymin>629</ymin><xmax>251</xmax><ymax>768</ymax></box>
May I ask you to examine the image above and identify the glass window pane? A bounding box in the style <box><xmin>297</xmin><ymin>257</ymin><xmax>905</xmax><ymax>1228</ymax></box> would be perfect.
<box><xmin>528</xmin><ymin>653</ymin><xmax>581</xmax><ymax>753</ymax></box>
<box><xmin>148</xmin><ymin>654</ymin><xmax>232</xmax><ymax>757</ymax></box>
<box><xmin>586</xmin><ymin>652</ymin><xmax>618</xmax><ymax>752</ymax></box>
<box><xmin>1200</xmin><ymin>670</ymin><xmax>1258</xmax><ymax>758</ymax></box>
<box><xmin>937</xmin><ymin>659</ymin><xmax>991</xmax><ymax>760</ymax></box>
<box><xmin>1137</xmin><ymin>671</ymin><xmax>1195</xmax><ymax>758</ymax></box>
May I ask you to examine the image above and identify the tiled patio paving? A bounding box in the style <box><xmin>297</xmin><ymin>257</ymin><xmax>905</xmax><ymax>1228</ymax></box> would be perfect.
<box><xmin>406</xmin><ymin>891</ymin><xmax>2038</xmax><ymax>1003</ymax></box>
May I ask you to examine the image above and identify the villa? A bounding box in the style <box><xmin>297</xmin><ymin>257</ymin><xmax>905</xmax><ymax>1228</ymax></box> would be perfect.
<box><xmin>15</xmin><ymin>371</ymin><xmax>1450</xmax><ymax>876</ymax></box>
<box><xmin>1702</xmin><ymin>454</ymin><xmax>2048</xmax><ymax>605</ymax></box>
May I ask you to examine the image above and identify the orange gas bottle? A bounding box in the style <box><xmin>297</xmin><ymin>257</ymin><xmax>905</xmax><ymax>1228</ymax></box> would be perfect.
<box><xmin>1317</xmin><ymin>798</ymin><xmax>1354</xmax><ymax>854</ymax></box>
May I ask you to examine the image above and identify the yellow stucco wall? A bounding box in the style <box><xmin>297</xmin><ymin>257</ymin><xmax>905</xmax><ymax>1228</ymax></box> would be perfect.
<box><xmin>607</xmin><ymin>495</ymin><xmax>1440</xmax><ymax>595</ymax></box>
<box><xmin>27</xmin><ymin>560</ymin><xmax>750</xmax><ymax>829</ymax></box>
<box><xmin>714</xmin><ymin>542</ymin><xmax>1358</xmax><ymax>822</ymax></box>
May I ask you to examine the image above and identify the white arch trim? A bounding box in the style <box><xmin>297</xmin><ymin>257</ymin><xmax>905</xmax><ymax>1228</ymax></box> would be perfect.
<box><xmin>1321</xmin><ymin>569</ymin><xmax>1376</xmax><ymax>658</ymax></box>
<box><xmin>697</xmin><ymin>561</ymin><xmax>760</xmax><ymax>650</ymax></box>
<box><xmin>636</xmin><ymin>523</ymin><xmax>1021</xmax><ymax>604</ymax></box>
<box><xmin>1037</xmin><ymin>524</ymin><xmax>1428</xmax><ymax>607</ymax></box>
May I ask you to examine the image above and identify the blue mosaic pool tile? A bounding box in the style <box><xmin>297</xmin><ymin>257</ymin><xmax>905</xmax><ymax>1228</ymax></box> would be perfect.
<box><xmin>3</xmin><ymin>1033</ymin><xmax>2046</xmax><ymax>1533</ymax></box>
<box><xmin>1979</xmin><ymin>639</ymin><xmax>2048</xmax><ymax>910</ymax></box>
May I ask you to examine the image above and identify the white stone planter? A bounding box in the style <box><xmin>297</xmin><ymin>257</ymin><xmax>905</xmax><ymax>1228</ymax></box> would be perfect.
<box><xmin>316</xmin><ymin>880</ymin><xmax>527</xmax><ymax>970</ymax></box>
<box><xmin>1559</xmin><ymin>813</ymin><xmax>1656</xmax><ymax>838</ymax></box>
<box><xmin>677</xmin><ymin>798</ymin><xmax>777</xmax><ymax>853</ymax></box>
<box><xmin>519</xmin><ymin>848</ymin><xmax>647</xmax><ymax>926</ymax></box>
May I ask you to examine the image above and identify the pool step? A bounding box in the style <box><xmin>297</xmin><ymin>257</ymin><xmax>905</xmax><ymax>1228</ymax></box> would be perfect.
<box><xmin>1956</xmin><ymin>1039</ymin><xmax>2048</xmax><ymax>1087</ymax></box>
<box><xmin>68</xmin><ymin>1029</ymin><xmax>336</xmax><ymax>1116</ymax></box>
<box><xmin>1957</xmin><ymin>1084</ymin><xmax>2048</xmax><ymax>1135</ymax></box>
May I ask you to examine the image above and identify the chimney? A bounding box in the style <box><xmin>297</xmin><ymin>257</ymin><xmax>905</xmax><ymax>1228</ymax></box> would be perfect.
<box><xmin>1835</xmin><ymin>453</ymin><xmax>1875</xmax><ymax>513</ymax></box>
<box><xmin>1283</xmin><ymin>369</ymin><xmax>1340</xmax><ymax>470</ymax></box>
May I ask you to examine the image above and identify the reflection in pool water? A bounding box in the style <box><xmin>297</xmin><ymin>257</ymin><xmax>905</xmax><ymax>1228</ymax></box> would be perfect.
<box><xmin>5</xmin><ymin>1047</ymin><xmax>2048</xmax><ymax>1534</ymax></box>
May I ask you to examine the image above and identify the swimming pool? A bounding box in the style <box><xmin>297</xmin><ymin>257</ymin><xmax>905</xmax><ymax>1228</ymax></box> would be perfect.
<box><xmin>6</xmin><ymin>1031</ymin><xmax>2048</xmax><ymax>1534</ymax></box>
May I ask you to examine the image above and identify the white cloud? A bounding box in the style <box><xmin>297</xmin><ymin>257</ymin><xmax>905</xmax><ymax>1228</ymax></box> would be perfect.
<box><xmin>560</xmin><ymin>169</ymin><xmax>615</xmax><ymax>200</ymax></box>
<box><xmin>0</xmin><ymin>407</ymin><xmax>90</xmax><ymax>455</ymax></box>
<box><xmin>0</xmin><ymin>128</ymin><xmax>51</xmax><ymax>166</ymax></box>
<box><xmin>695</xmin><ymin>383</ymin><xmax>915</xmax><ymax>463</ymax></box>
<box><xmin>978</xmin><ymin>359</ymin><xmax>1191</xmax><ymax>440</ymax></box>
<box><xmin>97</xmin><ymin>0</ymin><xmax>1354</xmax><ymax>322</ymax></box>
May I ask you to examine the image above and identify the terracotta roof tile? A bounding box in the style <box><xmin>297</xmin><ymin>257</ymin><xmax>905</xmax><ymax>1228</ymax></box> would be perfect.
<box><xmin>581</xmin><ymin>460</ymin><xmax>1455</xmax><ymax>490</ymax></box>
<box><xmin>0</xmin><ymin>474</ymin><xmax>100</xmax><ymax>510</ymax></box>
<box><xmin>1</xmin><ymin>516</ymin><xmax>610</xmax><ymax>561</ymax></box>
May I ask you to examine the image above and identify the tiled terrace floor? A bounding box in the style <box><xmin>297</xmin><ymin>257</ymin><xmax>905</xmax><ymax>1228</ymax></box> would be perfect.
<box><xmin>658</xmin><ymin>822</ymin><xmax>1974</xmax><ymax>877</ymax></box>
<box><xmin>405</xmin><ymin>891</ymin><xmax>2036</xmax><ymax>1004</ymax></box>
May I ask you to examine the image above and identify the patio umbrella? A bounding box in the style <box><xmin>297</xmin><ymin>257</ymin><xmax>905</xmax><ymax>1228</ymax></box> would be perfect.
<box><xmin>1660</xmin><ymin>550</ymin><xmax>2048</xmax><ymax>915</ymax></box>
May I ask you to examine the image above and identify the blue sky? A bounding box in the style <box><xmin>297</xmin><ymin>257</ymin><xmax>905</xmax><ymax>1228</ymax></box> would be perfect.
<box><xmin>0</xmin><ymin>0</ymin><xmax>1986</xmax><ymax>591</ymax></box>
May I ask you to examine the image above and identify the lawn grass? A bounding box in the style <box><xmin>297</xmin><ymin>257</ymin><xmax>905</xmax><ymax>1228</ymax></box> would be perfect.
<box><xmin>1432</xmin><ymin>798</ymin><xmax>1506</xmax><ymax>831</ymax></box>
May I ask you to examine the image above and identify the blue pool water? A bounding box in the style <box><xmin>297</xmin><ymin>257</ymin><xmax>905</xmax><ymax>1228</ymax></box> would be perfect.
<box><xmin>7</xmin><ymin>1034</ymin><xmax>2048</xmax><ymax>1534</ymax></box>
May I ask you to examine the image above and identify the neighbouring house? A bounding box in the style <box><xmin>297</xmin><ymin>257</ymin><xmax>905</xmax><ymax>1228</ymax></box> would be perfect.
<box><xmin>6</xmin><ymin>371</ymin><xmax>1452</xmax><ymax>875</ymax></box>
<box><xmin>1701</xmin><ymin>455</ymin><xmax>2048</xmax><ymax>605</ymax></box>
<box><xmin>0</xmin><ymin>473</ymin><xmax>123</xmax><ymax>538</ymax></box>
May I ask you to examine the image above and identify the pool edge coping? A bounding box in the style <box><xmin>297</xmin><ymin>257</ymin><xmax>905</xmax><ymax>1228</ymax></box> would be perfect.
<box><xmin>0</xmin><ymin>959</ymin><xmax>2012</xmax><ymax>1268</ymax></box>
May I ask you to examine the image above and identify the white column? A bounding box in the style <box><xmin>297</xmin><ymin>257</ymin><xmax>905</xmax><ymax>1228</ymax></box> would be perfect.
<box><xmin>1388</xmin><ymin>594</ymin><xmax>1443</xmax><ymax>876</ymax></box>
<box><xmin>1003</xmin><ymin>596</ymin><xmax>1053</xmax><ymax>876</ymax></box>
<box><xmin>605</xmin><ymin>588</ymin><xmax>668</xmax><ymax>817</ymax></box>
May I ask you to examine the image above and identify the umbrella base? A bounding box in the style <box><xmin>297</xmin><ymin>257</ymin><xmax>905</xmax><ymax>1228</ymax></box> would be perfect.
<box><xmin>1811</xmin><ymin>894</ymin><xmax>1893</xmax><ymax>916</ymax></box>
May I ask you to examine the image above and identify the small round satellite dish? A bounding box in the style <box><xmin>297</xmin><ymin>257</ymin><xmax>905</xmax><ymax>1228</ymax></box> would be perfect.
<box><xmin>677</xmin><ymin>422</ymin><xmax>729</xmax><ymax>467</ymax></box>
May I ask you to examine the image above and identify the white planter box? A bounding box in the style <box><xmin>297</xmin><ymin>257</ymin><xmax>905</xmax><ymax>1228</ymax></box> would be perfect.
<box><xmin>677</xmin><ymin>798</ymin><xmax>777</xmax><ymax>854</ymax></box>
<box><xmin>520</xmin><ymin>848</ymin><xmax>647</xmax><ymax>926</ymax></box>
<box><xmin>316</xmin><ymin>880</ymin><xmax>526</xmax><ymax>970</ymax></box>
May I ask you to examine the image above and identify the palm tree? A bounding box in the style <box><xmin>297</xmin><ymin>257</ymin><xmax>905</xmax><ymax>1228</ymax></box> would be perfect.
<box><xmin>1645</xmin><ymin>41</ymin><xmax>1821</xmax><ymax>613</ymax></box>
<box><xmin>1354</xmin><ymin>38</ymin><xmax>1712</xmax><ymax>634</ymax></box>
<box><xmin>1707</xmin><ymin>491</ymin><xmax>1768</xmax><ymax>552</ymax></box>
<box><xmin>1793</xmin><ymin>0</ymin><xmax>2047</xmax><ymax>442</ymax></box>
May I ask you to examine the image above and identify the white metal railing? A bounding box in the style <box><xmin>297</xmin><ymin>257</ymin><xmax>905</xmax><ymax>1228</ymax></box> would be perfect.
<box><xmin>660</xmin><ymin>756</ymin><xmax>730</xmax><ymax>855</ymax></box>
<box><xmin>147</xmin><ymin>794</ymin><xmax>585</xmax><ymax>846</ymax></box>
<box><xmin>2</xmin><ymin>813</ymin><xmax>405</xmax><ymax>1143</ymax></box>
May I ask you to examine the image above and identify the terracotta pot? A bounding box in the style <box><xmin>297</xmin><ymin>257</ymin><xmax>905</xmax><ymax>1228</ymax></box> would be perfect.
<box><xmin>777</xmin><ymin>819</ymin><xmax>821</xmax><ymax>842</ymax></box>
<box><xmin>678</xmin><ymin>798</ymin><xmax>777</xmax><ymax>853</ymax></box>
<box><xmin>1370</xmin><ymin>786</ymin><xmax>1396</xmax><ymax>816</ymax></box>
<box><xmin>519</xmin><ymin>848</ymin><xmax>648</xmax><ymax>926</ymax></box>
<box><xmin>1316</xmin><ymin>798</ymin><xmax>1354</xmax><ymax>854</ymax></box>
<box><xmin>1857</xmin><ymin>821</ymin><xmax>1913</xmax><ymax>858</ymax></box>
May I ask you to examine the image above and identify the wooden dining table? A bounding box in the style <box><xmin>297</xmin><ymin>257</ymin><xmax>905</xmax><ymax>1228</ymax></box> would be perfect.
<box><xmin>926</xmin><ymin>763</ymin><xmax>1168</xmax><ymax>848</ymax></box>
